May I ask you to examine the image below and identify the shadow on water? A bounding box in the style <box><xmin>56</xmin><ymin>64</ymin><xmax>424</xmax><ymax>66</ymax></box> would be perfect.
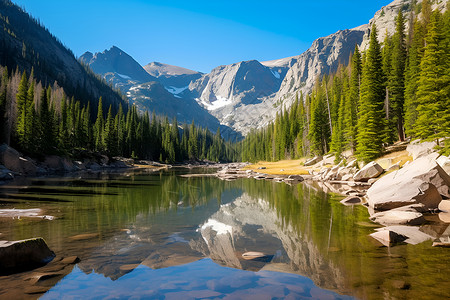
<box><xmin>0</xmin><ymin>168</ymin><xmax>448</xmax><ymax>299</ymax></box>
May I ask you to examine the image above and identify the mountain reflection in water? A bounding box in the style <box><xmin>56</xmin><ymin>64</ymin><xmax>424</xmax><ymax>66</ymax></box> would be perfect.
<box><xmin>0</xmin><ymin>168</ymin><xmax>448</xmax><ymax>299</ymax></box>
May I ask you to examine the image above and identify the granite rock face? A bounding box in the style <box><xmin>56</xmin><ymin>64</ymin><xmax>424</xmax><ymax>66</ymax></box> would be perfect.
<box><xmin>366</xmin><ymin>153</ymin><xmax>450</xmax><ymax>211</ymax></box>
<box><xmin>0</xmin><ymin>238</ymin><xmax>55</xmax><ymax>275</ymax></box>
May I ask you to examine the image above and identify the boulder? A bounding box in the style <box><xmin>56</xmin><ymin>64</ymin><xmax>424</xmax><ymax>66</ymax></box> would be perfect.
<box><xmin>386</xmin><ymin>162</ymin><xmax>401</xmax><ymax>172</ymax></box>
<box><xmin>407</xmin><ymin>140</ymin><xmax>437</xmax><ymax>160</ymax></box>
<box><xmin>242</xmin><ymin>252</ymin><xmax>273</xmax><ymax>262</ymax></box>
<box><xmin>340</xmin><ymin>196</ymin><xmax>362</xmax><ymax>206</ymax></box>
<box><xmin>346</xmin><ymin>159</ymin><xmax>357</xmax><ymax>168</ymax></box>
<box><xmin>432</xmin><ymin>226</ymin><xmax>450</xmax><ymax>247</ymax></box>
<box><xmin>0</xmin><ymin>165</ymin><xmax>13</xmax><ymax>180</ymax></box>
<box><xmin>0</xmin><ymin>144</ymin><xmax>21</xmax><ymax>172</ymax></box>
<box><xmin>369</xmin><ymin>210</ymin><xmax>425</xmax><ymax>226</ymax></box>
<box><xmin>0</xmin><ymin>144</ymin><xmax>36</xmax><ymax>175</ymax></box>
<box><xmin>320</xmin><ymin>154</ymin><xmax>335</xmax><ymax>166</ymax></box>
<box><xmin>370</xmin><ymin>230</ymin><xmax>407</xmax><ymax>246</ymax></box>
<box><xmin>287</xmin><ymin>175</ymin><xmax>304</xmax><ymax>182</ymax></box>
<box><xmin>377</xmin><ymin>157</ymin><xmax>394</xmax><ymax>170</ymax></box>
<box><xmin>353</xmin><ymin>161</ymin><xmax>384</xmax><ymax>182</ymax></box>
<box><xmin>44</xmin><ymin>155</ymin><xmax>76</xmax><ymax>172</ymax></box>
<box><xmin>439</xmin><ymin>200</ymin><xmax>450</xmax><ymax>212</ymax></box>
<box><xmin>19</xmin><ymin>157</ymin><xmax>37</xmax><ymax>175</ymax></box>
<box><xmin>0</xmin><ymin>238</ymin><xmax>55</xmax><ymax>275</ymax></box>
<box><xmin>373</xmin><ymin>226</ymin><xmax>433</xmax><ymax>245</ymax></box>
<box><xmin>366</xmin><ymin>153</ymin><xmax>450</xmax><ymax>210</ymax></box>
<box><xmin>367</xmin><ymin>178</ymin><xmax>378</xmax><ymax>185</ymax></box>
<box><xmin>436</xmin><ymin>155</ymin><xmax>450</xmax><ymax>176</ymax></box>
<box><xmin>304</xmin><ymin>156</ymin><xmax>322</xmax><ymax>166</ymax></box>
<box><xmin>341</xmin><ymin>174</ymin><xmax>353</xmax><ymax>181</ymax></box>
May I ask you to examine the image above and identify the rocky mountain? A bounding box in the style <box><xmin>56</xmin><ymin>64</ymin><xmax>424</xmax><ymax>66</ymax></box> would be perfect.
<box><xmin>81</xmin><ymin>47</ymin><xmax>240</xmax><ymax>139</ymax></box>
<box><xmin>186</xmin><ymin>59</ymin><xmax>286</xmax><ymax>132</ymax></box>
<box><xmin>80</xmin><ymin>0</ymin><xmax>447</xmax><ymax>136</ymax></box>
<box><xmin>79</xmin><ymin>46</ymin><xmax>156</xmax><ymax>94</ymax></box>
<box><xmin>0</xmin><ymin>0</ymin><xmax>126</xmax><ymax>110</ymax></box>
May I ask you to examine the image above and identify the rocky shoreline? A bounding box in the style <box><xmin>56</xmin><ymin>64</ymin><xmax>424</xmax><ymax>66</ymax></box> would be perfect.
<box><xmin>0</xmin><ymin>144</ymin><xmax>174</xmax><ymax>185</ymax></box>
<box><xmin>182</xmin><ymin>141</ymin><xmax>450</xmax><ymax>248</ymax></box>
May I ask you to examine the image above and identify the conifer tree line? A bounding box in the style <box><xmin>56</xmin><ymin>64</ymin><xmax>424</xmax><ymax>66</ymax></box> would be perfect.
<box><xmin>242</xmin><ymin>2</ymin><xmax>449</xmax><ymax>163</ymax></box>
<box><xmin>0</xmin><ymin>66</ymin><xmax>237</xmax><ymax>163</ymax></box>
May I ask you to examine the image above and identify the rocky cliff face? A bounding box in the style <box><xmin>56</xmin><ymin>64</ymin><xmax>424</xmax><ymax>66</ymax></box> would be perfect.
<box><xmin>186</xmin><ymin>60</ymin><xmax>285</xmax><ymax>134</ymax></box>
<box><xmin>274</xmin><ymin>28</ymin><xmax>366</xmax><ymax>113</ymax></box>
<box><xmin>360</xmin><ymin>0</ymin><xmax>448</xmax><ymax>50</ymax></box>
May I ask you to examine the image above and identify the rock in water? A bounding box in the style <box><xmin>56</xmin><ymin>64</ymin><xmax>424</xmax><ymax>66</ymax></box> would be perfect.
<box><xmin>370</xmin><ymin>230</ymin><xmax>407</xmax><ymax>247</ymax></box>
<box><xmin>353</xmin><ymin>161</ymin><xmax>384</xmax><ymax>181</ymax></box>
<box><xmin>0</xmin><ymin>238</ymin><xmax>55</xmax><ymax>275</ymax></box>
<box><xmin>366</xmin><ymin>153</ymin><xmax>450</xmax><ymax>211</ymax></box>
<box><xmin>372</xmin><ymin>226</ymin><xmax>433</xmax><ymax>246</ymax></box>
<box><xmin>369</xmin><ymin>210</ymin><xmax>425</xmax><ymax>226</ymax></box>
<box><xmin>242</xmin><ymin>252</ymin><xmax>273</xmax><ymax>262</ymax></box>
<box><xmin>340</xmin><ymin>196</ymin><xmax>362</xmax><ymax>206</ymax></box>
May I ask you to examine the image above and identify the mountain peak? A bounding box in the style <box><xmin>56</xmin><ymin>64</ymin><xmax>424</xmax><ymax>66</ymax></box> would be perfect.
<box><xmin>82</xmin><ymin>46</ymin><xmax>155</xmax><ymax>83</ymax></box>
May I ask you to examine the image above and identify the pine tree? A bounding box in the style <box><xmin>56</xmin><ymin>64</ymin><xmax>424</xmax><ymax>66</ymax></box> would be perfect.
<box><xmin>0</xmin><ymin>68</ymin><xmax>8</xmax><ymax>144</ymax></box>
<box><xmin>15</xmin><ymin>71</ymin><xmax>28</xmax><ymax>148</ymax></box>
<box><xmin>39</xmin><ymin>87</ymin><xmax>54</xmax><ymax>153</ymax></box>
<box><xmin>414</xmin><ymin>11</ymin><xmax>449</xmax><ymax>146</ymax></box>
<box><xmin>103</xmin><ymin>105</ymin><xmax>115</xmax><ymax>155</ymax></box>
<box><xmin>356</xmin><ymin>24</ymin><xmax>385</xmax><ymax>162</ymax></box>
<box><xmin>94</xmin><ymin>97</ymin><xmax>104</xmax><ymax>151</ymax></box>
<box><xmin>404</xmin><ymin>19</ymin><xmax>425</xmax><ymax>137</ymax></box>
<box><xmin>389</xmin><ymin>10</ymin><xmax>407</xmax><ymax>141</ymax></box>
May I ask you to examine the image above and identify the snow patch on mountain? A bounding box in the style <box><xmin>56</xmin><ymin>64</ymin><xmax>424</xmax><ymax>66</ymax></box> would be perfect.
<box><xmin>165</xmin><ymin>85</ymin><xmax>189</xmax><ymax>95</ymax></box>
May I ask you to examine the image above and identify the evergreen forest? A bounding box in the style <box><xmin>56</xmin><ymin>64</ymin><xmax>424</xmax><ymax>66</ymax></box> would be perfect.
<box><xmin>0</xmin><ymin>66</ymin><xmax>237</xmax><ymax>163</ymax></box>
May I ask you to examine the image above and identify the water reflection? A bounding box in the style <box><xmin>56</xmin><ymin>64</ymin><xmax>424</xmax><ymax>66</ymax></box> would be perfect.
<box><xmin>0</xmin><ymin>169</ymin><xmax>449</xmax><ymax>299</ymax></box>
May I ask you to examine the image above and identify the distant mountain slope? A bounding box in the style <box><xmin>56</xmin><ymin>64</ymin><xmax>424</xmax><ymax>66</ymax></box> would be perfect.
<box><xmin>81</xmin><ymin>47</ymin><xmax>240</xmax><ymax>139</ymax></box>
<box><xmin>144</xmin><ymin>61</ymin><xmax>202</xmax><ymax>90</ymax></box>
<box><xmin>0</xmin><ymin>0</ymin><xmax>126</xmax><ymax>110</ymax></box>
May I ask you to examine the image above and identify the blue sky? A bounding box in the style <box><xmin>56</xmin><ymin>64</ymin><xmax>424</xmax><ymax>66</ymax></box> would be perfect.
<box><xmin>13</xmin><ymin>0</ymin><xmax>392</xmax><ymax>73</ymax></box>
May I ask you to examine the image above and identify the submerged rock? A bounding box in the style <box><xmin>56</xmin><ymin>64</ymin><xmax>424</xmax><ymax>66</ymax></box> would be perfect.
<box><xmin>0</xmin><ymin>238</ymin><xmax>55</xmax><ymax>275</ymax></box>
<box><xmin>370</xmin><ymin>230</ymin><xmax>407</xmax><ymax>246</ymax></box>
<box><xmin>340</xmin><ymin>196</ymin><xmax>362</xmax><ymax>206</ymax></box>
<box><xmin>369</xmin><ymin>210</ymin><xmax>425</xmax><ymax>226</ymax></box>
<box><xmin>371</xmin><ymin>226</ymin><xmax>433</xmax><ymax>246</ymax></box>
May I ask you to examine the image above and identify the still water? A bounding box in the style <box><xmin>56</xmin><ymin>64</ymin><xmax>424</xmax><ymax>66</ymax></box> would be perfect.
<box><xmin>0</xmin><ymin>168</ymin><xmax>449</xmax><ymax>299</ymax></box>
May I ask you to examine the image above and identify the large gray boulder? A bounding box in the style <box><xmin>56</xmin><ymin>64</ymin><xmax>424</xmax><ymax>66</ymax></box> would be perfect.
<box><xmin>0</xmin><ymin>144</ymin><xmax>37</xmax><ymax>175</ymax></box>
<box><xmin>366</xmin><ymin>153</ymin><xmax>450</xmax><ymax>211</ymax></box>
<box><xmin>406</xmin><ymin>140</ymin><xmax>437</xmax><ymax>160</ymax></box>
<box><xmin>353</xmin><ymin>161</ymin><xmax>384</xmax><ymax>182</ymax></box>
<box><xmin>0</xmin><ymin>238</ymin><xmax>55</xmax><ymax>274</ymax></box>
<box><xmin>44</xmin><ymin>155</ymin><xmax>77</xmax><ymax>172</ymax></box>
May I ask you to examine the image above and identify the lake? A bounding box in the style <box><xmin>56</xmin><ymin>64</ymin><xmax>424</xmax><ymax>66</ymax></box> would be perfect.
<box><xmin>0</xmin><ymin>168</ymin><xmax>449</xmax><ymax>299</ymax></box>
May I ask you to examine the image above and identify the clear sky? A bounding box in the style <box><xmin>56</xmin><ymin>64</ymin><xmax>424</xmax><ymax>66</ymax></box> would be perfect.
<box><xmin>13</xmin><ymin>0</ymin><xmax>392</xmax><ymax>73</ymax></box>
